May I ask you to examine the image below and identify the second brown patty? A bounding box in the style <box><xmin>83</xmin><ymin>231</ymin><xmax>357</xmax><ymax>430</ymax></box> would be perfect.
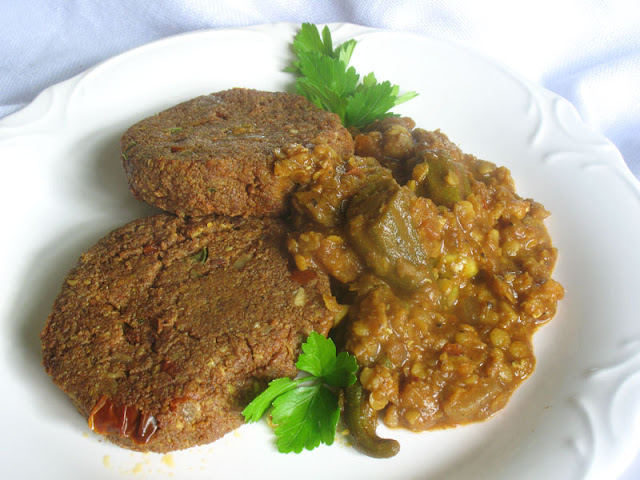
<box><xmin>121</xmin><ymin>88</ymin><xmax>354</xmax><ymax>217</ymax></box>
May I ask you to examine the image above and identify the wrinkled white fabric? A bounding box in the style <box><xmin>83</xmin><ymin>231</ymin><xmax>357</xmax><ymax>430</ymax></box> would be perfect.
<box><xmin>1</xmin><ymin>0</ymin><xmax>639</xmax><ymax>477</ymax></box>
<box><xmin>1</xmin><ymin>0</ymin><xmax>639</xmax><ymax>181</ymax></box>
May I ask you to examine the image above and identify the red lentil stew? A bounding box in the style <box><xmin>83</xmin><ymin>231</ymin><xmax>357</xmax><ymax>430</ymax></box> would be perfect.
<box><xmin>277</xmin><ymin>116</ymin><xmax>564</xmax><ymax>455</ymax></box>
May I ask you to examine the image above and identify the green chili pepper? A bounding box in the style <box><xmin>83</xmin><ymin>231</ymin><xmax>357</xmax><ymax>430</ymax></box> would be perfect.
<box><xmin>343</xmin><ymin>381</ymin><xmax>400</xmax><ymax>458</ymax></box>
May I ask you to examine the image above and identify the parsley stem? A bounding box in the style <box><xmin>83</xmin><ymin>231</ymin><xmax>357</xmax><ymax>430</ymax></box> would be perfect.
<box><xmin>291</xmin><ymin>375</ymin><xmax>321</xmax><ymax>387</ymax></box>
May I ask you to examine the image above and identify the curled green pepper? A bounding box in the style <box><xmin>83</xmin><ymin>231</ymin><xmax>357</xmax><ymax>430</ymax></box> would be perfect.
<box><xmin>343</xmin><ymin>381</ymin><xmax>400</xmax><ymax>458</ymax></box>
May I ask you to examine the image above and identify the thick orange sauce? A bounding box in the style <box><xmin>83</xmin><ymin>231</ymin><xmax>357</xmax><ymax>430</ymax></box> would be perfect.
<box><xmin>283</xmin><ymin>117</ymin><xmax>564</xmax><ymax>431</ymax></box>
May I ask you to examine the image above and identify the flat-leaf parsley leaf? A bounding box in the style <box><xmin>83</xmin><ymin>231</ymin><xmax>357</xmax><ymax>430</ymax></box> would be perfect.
<box><xmin>288</xmin><ymin>23</ymin><xmax>417</xmax><ymax>129</ymax></box>
<box><xmin>242</xmin><ymin>332</ymin><xmax>358</xmax><ymax>453</ymax></box>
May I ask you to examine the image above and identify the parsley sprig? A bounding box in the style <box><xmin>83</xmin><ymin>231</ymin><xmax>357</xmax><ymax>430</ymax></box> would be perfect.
<box><xmin>288</xmin><ymin>23</ymin><xmax>418</xmax><ymax>129</ymax></box>
<box><xmin>242</xmin><ymin>332</ymin><xmax>358</xmax><ymax>453</ymax></box>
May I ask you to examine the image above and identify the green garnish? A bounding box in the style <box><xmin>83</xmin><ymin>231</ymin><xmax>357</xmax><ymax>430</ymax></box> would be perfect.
<box><xmin>242</xmin><ymin>332</ymin><xmax>358</xmax><ymax>453</ymax></box>
<box><xmin>288</xmin><ymin>23</ymin><xmax>418</xmax><ymax>129</ymax></box>
<box><xmin>191</xmin><ymin>246</ymin><xmax>208</xmax><ymax>263</ymax></box>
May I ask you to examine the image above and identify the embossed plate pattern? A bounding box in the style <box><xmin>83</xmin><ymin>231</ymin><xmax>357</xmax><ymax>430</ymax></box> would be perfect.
<box><xmin>1</xmin><ymin>23</ymin><xmax>639</xmax><ymax>480</ymax></box>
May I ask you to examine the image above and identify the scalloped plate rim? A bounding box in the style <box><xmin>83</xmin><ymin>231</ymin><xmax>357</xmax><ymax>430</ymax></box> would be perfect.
<box><xmin>1</xmin><ymin>22</ymin><xmax>639</xmax><ymax>480</ymax></box>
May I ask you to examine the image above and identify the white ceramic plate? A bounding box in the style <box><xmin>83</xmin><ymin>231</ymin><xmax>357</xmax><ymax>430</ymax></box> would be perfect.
<box><xmin>1</xmin><ymin>23</ymin><xmax>639</xmax><ymax>480</ymax></box>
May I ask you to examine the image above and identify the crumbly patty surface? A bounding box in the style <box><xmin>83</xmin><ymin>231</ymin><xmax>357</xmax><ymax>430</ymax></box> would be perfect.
<box><xmin>41</xmin><ymin>214</ymin><xmax>334</xmax><ymax>452</ymax></box>
<box><xmin>121</xmin><ymin>88</ymin><xmax>354</xmax><ymax>217</ymax></box>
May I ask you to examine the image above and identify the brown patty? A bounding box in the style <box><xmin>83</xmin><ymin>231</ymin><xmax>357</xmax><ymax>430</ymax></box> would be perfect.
<box><xmin>121</xmin><ymin>88</ymin><xmax>354</xmax><ymax>217</ymax></box>
<box><xmin>41</xmin><ymin>214</ymin><xmax>335</xmax><ymax>452</ymax></box>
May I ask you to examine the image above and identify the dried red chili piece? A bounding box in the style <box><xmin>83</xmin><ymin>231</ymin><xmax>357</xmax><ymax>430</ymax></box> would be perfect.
<box><xmin>122</xmin><ymin>404</ymin><xmax>141</xmax><ymax>437</ymax></box>
<box><xmin>133</xmin><ymin>413</ymin><xmax>158</xmax><ymax>444</ymax></box>
<box><xmin>88</xmin><ymin>395</ymin><xmax>158</xmax><ymax>445</ymax></box>
<box><xmin>88</xmin><ymin>395</ymin><xmax>110</xmax><ymax>432</ymax></box>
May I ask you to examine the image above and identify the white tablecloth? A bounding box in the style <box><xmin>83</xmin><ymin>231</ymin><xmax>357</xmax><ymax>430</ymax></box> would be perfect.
<box><xmin>2</xmin><ymin>1</ymin><xmax>639</xmax><ymax>478</ymax></box>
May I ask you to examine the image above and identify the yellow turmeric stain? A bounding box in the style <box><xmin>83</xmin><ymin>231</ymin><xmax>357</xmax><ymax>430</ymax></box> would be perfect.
<box><xmin>161</xmin><ymin>454</ymin><xmax>175</xmax><ymax>468</ymax></box>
